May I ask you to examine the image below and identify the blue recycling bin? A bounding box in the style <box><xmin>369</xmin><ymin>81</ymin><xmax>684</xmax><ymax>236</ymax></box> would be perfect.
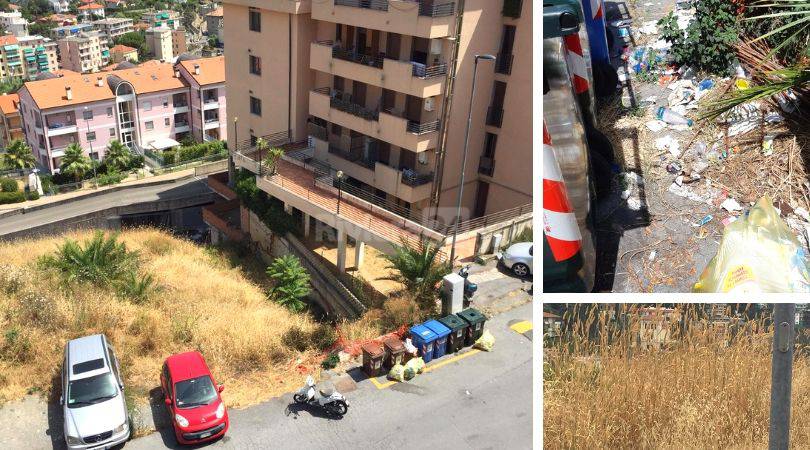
<box><xmin>423</xmin><ymin>320</ymin><xmax>451</xmax><ymax>359</ymax></box>
<box><xmin>410</xmin><ymin>324</ymin><xmax>438</xmax><ymax>363</ymax></box>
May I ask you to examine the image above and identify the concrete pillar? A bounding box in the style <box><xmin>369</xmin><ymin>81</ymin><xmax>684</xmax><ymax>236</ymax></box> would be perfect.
<box><xmin>303</xmin><ymin>213</ymin><xmax>311</xmax><ymax>237</ymax></box>
<box><xmin>354</xmin><ymin>240</ymin><xmax>365</xmax><ymax>269</ymax></box>
<box><xmin>337</xmin><ymin>229</ymin><xmax>347</xmax><ymax>273</ymax></box>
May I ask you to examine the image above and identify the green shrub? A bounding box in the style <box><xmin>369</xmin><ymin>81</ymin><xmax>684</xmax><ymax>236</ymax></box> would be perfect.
<box><xmin>0</xmin><ymin>191</ymin><xmax>25</xmax><ymax>204</ymax></box>
<box><xmin>38</xmin><ymin>231</ymin><xmax>140</xmax><ymax>285</ymax></box>
<box><xmin>0</xmin><ymin>177</ymin><xmax>17</xmax><ymax>192</ymax></box>
<box><xmin>266</xmin><ymin>254</ymin><xmax>311</xmax><ymax>312</ymax></box>
<box><xmin>117</xmin><ymin>272</ymin><xmax>159</xmax><ymax>304</ymax></box>
<box><xmin>26</xmin><ymin>190</ymin><xmax>39</xmax><ymax>201</ymax></box>
<box><xmin>97</xmin><ymin>170</ymin><xmax>127</xmax><ymax>186</ymax></box>
<box><xmin>321</xmin><ymin>353</ymin><xmax>339</xmax><ymax>370</ymax></box>
<box><xmin>658</xmin><ymin>1</ymin><xmax>739</xmax><ymax>75</ymax></box>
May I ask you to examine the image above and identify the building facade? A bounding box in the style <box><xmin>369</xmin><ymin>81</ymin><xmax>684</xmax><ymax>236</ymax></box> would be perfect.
<box><xmin>222</xmin><ymin>0</ymin><xmax>531</xmax><ymax>226</ymax></box>
<box><xmin>109</xmin><ymin>44</ymin><xmax>137</xmax><ymax>63</ymax></box>
<box><xmin>92</xmin><ymin>18</ymin><xmax>134</xmax><ymax>42</ymax></box>
<box><xmin>0</xmin><ymin>35</ymin><xmax>59</xmax><ymax>81</ymax></box>
<box><xmin>49</xmin><ymin>0</ymin><xmax>72</xmax><ymax>14</ymax></box>
<box><xmin>145</xmin><ymin>27</ymin><xmax>173</xmax><ymax>62</ymax></box>
<box><xmin>205</xmin><ymin>7</ymin><xmax>223</xmax><ymax>46</ymax></box>
<box><xmin>17</xmin><ymin>57</ymin><xmax>225</xmax><ymax>172</ymax></box>
<box><xmin>0</xmin><ymin>12</ymin><xmax>29</xmax><ymax>37</ymax></box>
<box><xmin>177</xmin><ymin>56</ymin><xmax>227</xmax><ymax>142</ymax></box>
<box><xmin>0</xmin><ymin>93</ymin><xmax>23</xmax><ymax>148</ymax></box>
<box><xmin>77</xmin><ymin>3</ymin><xmax>106</xmax><ymax>21</ymax></box>
<box><xmin>141</xmin><ymin>10</ymin><xmax>181</xmax><ymax>30</ymax></box>
<box><xmin>171</xmin><ymin>28</ymin><xmax>187</xmax><ymax>56</ymax></box>
<box><xmin>51</xmin><ymin>23</ymin><xmax>95</xmax><ymax>40</ymax></box>
<box><xmin>57</xmin><ymin>31</ymin><xmax>110</xmax><ymax>73</ymax></box>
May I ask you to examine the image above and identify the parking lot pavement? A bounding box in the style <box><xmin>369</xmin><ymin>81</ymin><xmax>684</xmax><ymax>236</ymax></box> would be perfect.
<box><xmin>126</xmin><ymin>302</ymin><xmax>533</xmax><ymax>450</ymax></box>
<box><xmin>466</xmin><ymin>259</ymin><xmax>533</xmax><ymax>313</ymax></box>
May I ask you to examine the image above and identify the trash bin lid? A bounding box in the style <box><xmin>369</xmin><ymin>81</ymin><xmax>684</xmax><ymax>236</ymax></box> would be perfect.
<box><xmin>423</xmin><ymin>320</ymin><xmax>451</xmax><ymax>338</ymax></box>
<box><xmin>410</xmin><ymin>324</ymin><xmax>438</xmax><ymax>343</ymax></box>
<box><xmin>439</xmin><ymin>314</ymin><xmax>467</xmax><ymax>331</ymax></box>
<box><xmin>383</xmin><ymin>336</ymin><xmax>405</xmax><ymax>352</ymax></box>
<box><xmin>457</xmin><ymin>308</ymin><xmax>487</xmax><ymax>324</ymax></box>
<box><xmin>361</xmin><ymin>342</ymin><xmax>384</xmax><ymax>357</ymax></box>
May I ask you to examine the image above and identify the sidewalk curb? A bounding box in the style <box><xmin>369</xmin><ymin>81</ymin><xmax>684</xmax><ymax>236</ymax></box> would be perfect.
<box><xmin>0</xmin><ymin>174</ymin><xmax>198</xmax><ymax>220</ymax></box>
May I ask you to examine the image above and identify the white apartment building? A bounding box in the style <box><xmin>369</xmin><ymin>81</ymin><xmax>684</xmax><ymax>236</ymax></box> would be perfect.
<box><xmin>145</xmin><ymin>27</ymin><xmax>173</xmax><ymax>62</ymax></box>
<box><xmin>57</xmin><ymin>31</ymin><xmax>110</xmax><ymax>73</ymax></box>
<box><xmin>0</xmin><ymin>12</ymin><xmax>29</xmax><ymax>37</ymax></box>
<box><xmin>92</xmin><ymin>18</ymin><xmax>134</xmax><ymax>42</ymax></box>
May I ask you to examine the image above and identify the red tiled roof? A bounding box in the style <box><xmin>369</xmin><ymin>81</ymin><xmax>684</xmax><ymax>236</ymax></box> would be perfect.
<box><xmin>78</xmin><ymin>3</ymin><xmax>104</xmax><ymax>9</ymax></box>
<box><xmin>0</xmin><ymin>93</ymin><xmax>20</xmax><ymax>115</ymax></box>
<box><xmin>0</xmin><ymin>35</ymin><xmax>18</xmax><ymax>46</ymax></box>
<box><xmin>110</xmin><ymin>44</ymin><xmax>136</xmax><ymax>53</ymax></box>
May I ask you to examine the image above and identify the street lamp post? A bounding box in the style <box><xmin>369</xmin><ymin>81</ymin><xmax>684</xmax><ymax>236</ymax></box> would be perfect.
<box><xmin>449</xmin><ymin>54</ymin><xmax>495</xmax><ymax>264</ymax></box>
<box><xmin>84</xmin><ymin>107</ymin><xmax>97</xmax><ymax>188</ymax></box>
<box><xmin>336</xmin><ymin>170</ymin><xmax>344</xmax><ymax>215</ymax></box>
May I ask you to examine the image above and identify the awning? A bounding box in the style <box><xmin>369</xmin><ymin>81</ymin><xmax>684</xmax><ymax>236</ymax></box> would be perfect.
<box><xmin>148</xmin><ymin>137</ymin><xmax>180</xmax><ymax>151</ymax></box>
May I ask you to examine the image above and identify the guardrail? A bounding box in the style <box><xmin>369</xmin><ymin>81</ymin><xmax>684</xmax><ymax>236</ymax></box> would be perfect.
<box><xmin>332</xmin><ymin>47</ymin><xmax>384</xmax><ymax>69</ymax></box>
<box><xmin>406</xmin><ymin>119</ymin><xmax>440</xmax><ymax>134</ymax></box>
<box><xmin>327</xmin><ymin>89</ymin><xmax>380</xmax><ymax>121</ymax></box>
<box><xmin>412</xmin><ymin>62</ymin><xmax>448</xmax><ymax>78</ymax></box>
<box><xmin>334</xmin><ymin>0</ymin><xmax>388</xmax><ymax>11</ymax></box>
<box><xmin>418</xmin><ymin>0</ymin><xmax>454</xmax><ymax>17</ymax></box>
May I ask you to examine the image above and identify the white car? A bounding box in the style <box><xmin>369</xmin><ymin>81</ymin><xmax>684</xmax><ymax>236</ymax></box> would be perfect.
<box><xmin>62</xmin><ymin>334</ymin><xmax>130</xmax><ymax>449</ymax></box>
<box><xmin>501</xmin><ymin>242</ymin><xmax>533</xmax><ymax>277</ymax></box>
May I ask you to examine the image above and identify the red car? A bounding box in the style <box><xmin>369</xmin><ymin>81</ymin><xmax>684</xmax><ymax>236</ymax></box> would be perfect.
<box><xmin>160</xmin><ymin>352</ymin><xmax>229</xmax><ymax>445</ymax></box>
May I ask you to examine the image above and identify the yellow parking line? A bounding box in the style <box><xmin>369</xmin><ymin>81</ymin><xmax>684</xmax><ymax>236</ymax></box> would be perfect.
<box><xmin>509</xmin><ymin>321</ymin><xmax>533</xmax><ymax>334</ymax></box>
<box><xmin>369</xmin><ymin>349</ymin><xmax>482</xmax><ymax>390</ymax></box>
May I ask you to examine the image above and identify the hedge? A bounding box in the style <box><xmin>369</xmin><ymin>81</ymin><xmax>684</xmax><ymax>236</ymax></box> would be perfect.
<box><xmin>0</xmin><ymin>177</ymin><xmax>17</xmax><ymax>193</ymax></box>
<box><xmin>0</xmin><ymin>191</ymin><xmax>25</xmax><ymax>204</ymax></box>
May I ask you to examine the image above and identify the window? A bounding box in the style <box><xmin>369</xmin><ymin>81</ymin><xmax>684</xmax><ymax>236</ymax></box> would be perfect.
<box><xmin>249</xmin><ymin>9</ymin><xmax>261</xmax><ymax>32</ymax></box>
<box><xmin>331</xmin><ymin>123</ymin><xmax>342</xmax><ymax>136</ymax></box>
<box><xmin>106</xmin><ymin>106</ymin><xmax>113</xmax><ymax>117</ymax></box>
<box><xmin>145</xmin><ymin>121</ymin><xmax>154</xmax><ymax>130</ymax></box>
<box><xmin>249</xmin><ymin>55</ymin><xmax>261</xmax><ymax>75</ymax></box>
<box><xmin>143</xmin><ymin>101</ymin><xmax>152</xmax><ymax>111</ymax></box>
<box><xmin>86</xmin><ymin>131</ymin><xmax>96</xmax><ymax>141</ymax></box>
<box><xmin>163</xmin><ymin>99</ymin><xmax>168</xmax><ymax>108</ymax></box>
<box><xmin>250</xmin><ymin>96</ymin><xmax>261</xmax><ymax>116</ymax></box>
<box><xmin>164</xmin><ymin>118</ymin><xmax>170</xmax><ymax>126</ymax></box>
<box><xmin>109</xmin><ymin>128</ymin><xmax>115</xmax><ymax>136</ymax></box>
<box><xmin>82</xmin><ymin>109</ymin><xmax>93</xmax><ymax>120</ymax></box>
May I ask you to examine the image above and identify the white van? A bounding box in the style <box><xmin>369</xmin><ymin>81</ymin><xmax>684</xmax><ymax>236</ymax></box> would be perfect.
<box><xmin>61</xmin><ymin>334</ymin><xmax>130</xmax><ymax>449</ymax></box>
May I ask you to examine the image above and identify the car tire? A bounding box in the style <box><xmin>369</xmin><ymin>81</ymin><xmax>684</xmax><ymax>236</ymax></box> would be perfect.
<box><xmin>512</xmin><ymin>263</ymin><xmax>530</xmax><ymax>278</ymax></box>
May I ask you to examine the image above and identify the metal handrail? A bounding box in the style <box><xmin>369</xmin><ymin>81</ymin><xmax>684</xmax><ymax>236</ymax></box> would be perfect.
<box><xmin>334</xmin><ymin>0</ymin><xmax>388</xmax><ymax>11</ymax></box>
<box><xmin>332</xmin><ymin>47</ymin><xmax>384</xmax><ymax>69</ymax></box>
<box><xmin>418</xmin><ymin>1</ymin><xmax>454</xmax><ymax>17</ymax></box>
<box><xmin>412</xmin><ymin>62</ymin><xmax>447</xmax><ymax>78</ymax></box>
<box><xmin>328</xmin><ymin>145</ymin><xmax>376</xmax><ymax>170</ymax></box>
<box><xmin>401</xmin><ymin>170</ymin><xmax>433</xmax><ymax>186</ymax></box>
<box><xmin>406</xmin><ymin>119</ymin><xmax>440</xmax><ymax>134</ymax></box>
<box><xmin>327</xmin><ymin>89</ymin><xmax>379</xmax><ymax>121</ymax></box>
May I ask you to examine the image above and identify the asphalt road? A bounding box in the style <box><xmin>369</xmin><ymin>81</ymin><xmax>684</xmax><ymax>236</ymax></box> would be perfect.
<box><xmin>126</xmin><ymin>302</ymin><xmax>533</xmax><ymax>450</ymax></box>
<box><xmin>0</xmin><ymin>177</ymin><xmax>211</xmax><ymax>237</ymax></box>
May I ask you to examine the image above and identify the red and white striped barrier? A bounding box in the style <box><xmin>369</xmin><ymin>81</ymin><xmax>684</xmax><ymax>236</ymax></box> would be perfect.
<box><xmin>543</xmin><ymin>121</ymin><xmax>582</xmax><ymax>262</ymax></box>
<box><xmin>590</xmin><ymin>0</ymin><xmax>603</xmax><ymax>20</ymax></box>
<box><xmin>563</xmin><ymin>33</ymin><xmax>589</xmax><ymax>95</ymax></box>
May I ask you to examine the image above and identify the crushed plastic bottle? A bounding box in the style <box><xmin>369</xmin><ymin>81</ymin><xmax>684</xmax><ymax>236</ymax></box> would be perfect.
<box><xmin>656</xmin><ymin>106</ymin><xmax>693</xmax><ymax>126</ymax></box>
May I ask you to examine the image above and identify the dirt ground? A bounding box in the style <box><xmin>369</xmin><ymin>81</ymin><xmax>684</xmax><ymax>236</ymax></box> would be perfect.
<box><xmin>304</xmin><ymin>238</ymin><xmax>404</xmax><ymax>296</ymax></box>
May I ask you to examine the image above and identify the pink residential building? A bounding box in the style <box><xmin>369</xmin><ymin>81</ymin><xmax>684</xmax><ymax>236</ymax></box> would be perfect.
<box><xmin>176</xmin><ymin>56</ymin><xmax>226</xmax><ymax>142</ymax></box>
<box><xmin>16</xmin><ymin>56</ymin><xmax>226</xmax><ymax>172</ymax></box>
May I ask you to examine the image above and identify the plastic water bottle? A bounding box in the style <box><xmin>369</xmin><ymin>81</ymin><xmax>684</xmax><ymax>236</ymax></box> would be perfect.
<box><xmin>657</xmin><ymin>107</ymin><xmax>693</xmax><ymax>127</ymax></box>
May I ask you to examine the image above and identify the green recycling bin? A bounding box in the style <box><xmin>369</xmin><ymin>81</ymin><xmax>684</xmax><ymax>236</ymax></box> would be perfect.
<box><xmin>457</xmin><ymin>308</ymin><xmax>487</xmax><ymax>346</ymax></box>
<box><xmin>439</xmin><ymin>314</ymin><xmax>468</xmax><ymax>353</ymax></box>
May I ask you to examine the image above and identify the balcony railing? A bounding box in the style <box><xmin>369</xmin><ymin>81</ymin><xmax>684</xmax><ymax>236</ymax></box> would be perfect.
<box><xmin>328</xmin><ymin>145</ymin><xmax>376</xmax><ymax>170</ymax></box>
<box><xmin>417</xmin><ymin>1</ymin><xmax>454</xmax><ymax>17</ymax></box>
<box><xmin>406</xmin><ymin>119</ymin><xmax>440</xmax><ymax>134</ymax></box>
<box><xmin>47</xmin><ymin>120</ymin><xmax>77</xmax><ymax>129</ymax></box>
<box><xmin>174</xmin><ymin>100</ymin><xmax>188</xmax><ymax>107</ymax></box>
<box><xmin>335</xmin><ymin>0</ymin><xmax>388</xmax><ymax>11</ymax></box>
<box><xmin>502</xmin><ymin>0</ymin><xmax>522</xmax><ymax>18</ymax></box>
<box><xmin>175</xmin><ymin>121</ymin><xmax>189</xmax><ymax>128</ymax></box>
<box><xmin>325</xmin><ymin>89</ymin><xmax>380</xmax><ymax>121</ymax></box>
<box><xmin>204</xmin><ymin>97</ymin><xmax>218</xmax><ymax>104</ymax></box>
<box><xmin>478</xmin><ymin>155</ymin><xmax>495</xmax><ymax>176</ymax></box>
<box><xmin>205</xmin><ymin>116</ymin><xmax>219</xmax><ymax>123</ymax></box>
<box><xmin>486</xmin><ymin>107</ymin><xmax>504</xmax><ymax>127</ymax></box>
<box><xmin>307</xmin><ymin>121</ymin><xmax>328</xmax><ymax>141</ymax></box>
<box><xmin>495</xmin><ymin>53</ymin><xmax>513</xmax><ymax>75</ymax></box>
<box><xmin>332</xmin><ymin>47</ymin><xmax>384</xmax><ymax>69</ymax></box>
<box><xmin>401</xmin><ymin>169</ymin><xmax>433</xmax><ymax>186</ymax></box>
<box><xmin>411</xmin><ymin>62</ymin><xmax>447</xmax><ymax>78</ymax></box>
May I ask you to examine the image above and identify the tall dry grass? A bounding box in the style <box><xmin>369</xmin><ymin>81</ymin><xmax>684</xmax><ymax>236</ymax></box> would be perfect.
<box><xmin>544</xmin><ymin>304</ymin><xmax>810</xmax><ymax>449</ymax></box>
<box><xmin>0</xmin><ymin>228</ymin><xmax>321</xmax><ymax>408</ymax></box>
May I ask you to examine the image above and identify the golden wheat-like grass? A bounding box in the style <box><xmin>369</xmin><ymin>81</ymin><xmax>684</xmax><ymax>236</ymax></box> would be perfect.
<box><xmin>0</xmin><ymin>228</ymin><xmax>321</xmax><ymax>408</ymax></box>
<box><xmin>543</xmin><ymin>305</ymin><xmax>810</xmax><ymax>449</ymax></box>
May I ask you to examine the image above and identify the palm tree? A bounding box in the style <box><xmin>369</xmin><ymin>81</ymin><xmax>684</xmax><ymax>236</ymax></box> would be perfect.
<box><xmin>258</xmin><ymin>138</ymin><xmax>284</xmax><ymax>175</ymax></box>
<box><xmin>703</xmin><ymin>0</ymin><xmax>810</xmax><ymax>118</ymax></box>
<box><xmin>104</xmin><ymin>140</ymin><xmax>131</xmax><ymax>172</ymax></box>
<box><xmin>382</xmin><ymin>238</ymin><xmax>452</xmax><ymax>310</ymax></box>
<box><xmin>266</xmin><ymin>254</ymin><xmax>310</xmax><ymax>312</ymax></box>
<box><xmin>1</xmin><ymin>139</ymin><xmax>36</xmax><ymax>170</ymax></box>
<box><xmin>60</xmin><ymin>143</ymin><xmax>92</xmax><ymax>182</ymax></box>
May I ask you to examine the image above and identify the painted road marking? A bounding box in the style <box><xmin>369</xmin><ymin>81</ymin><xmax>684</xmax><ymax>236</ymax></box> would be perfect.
<box><xmin>369</xmin><ymin>349</ymin><xmax>482</xmax><ymax>390</ymax></box>
<box><xmin>509</xmin><ymin>321</ymin><xmax>533</xmax><ymax>334</ymax></box>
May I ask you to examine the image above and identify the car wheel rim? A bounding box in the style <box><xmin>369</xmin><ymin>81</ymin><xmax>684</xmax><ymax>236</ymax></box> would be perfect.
<box><xmin>515</xmin><ymin>265</ymin><xmax>527</xmax><ymax>276</ymax></box>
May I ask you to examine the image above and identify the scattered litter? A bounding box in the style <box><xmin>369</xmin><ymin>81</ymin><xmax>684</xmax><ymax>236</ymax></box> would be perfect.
<box><xmin>734</xmin><ymin>63</ymin><xmax>747</xmax><ymax>79</ymax></box>
<box><xmin>645</xmin><ymin>119</ymin><xmax>667</xmax><ymax>132</ymax></box>
<box><xmin>657</xmin><ymin>106</ymin><xmax>693</xmax><ymax>126</ymax></box>
<box><xmin>675</xmin><ymin>175</ymin><xmax>684</xmax><ymax>186</ymax></box>
<box><xmin>649</xmin><ymin>251</ymin><xmax>657</xmax><ymax>261</ymax></box>
<box><xmin>694</xmin><ymin>214</ymin><xmax>713</xmax><ymax>227</ymax></box>
<box><xmin>666</xmin><ymin>161</ymin><xmax>683</xmax><ymax>174</ymax></box>
<box><xmin>655</xmin><ymin>135</ymin><xmax>681</xmax><ymax>157</ymax></box>
<box><xmin>721</xmin><ymin>198</ymin><xmax>743</xmax><ymax>213</ymax></box>
<box><xmin>627</xmin><ymin>196</ymin><xmax>642</xmax><ymax>210</ymax></box>
<box><xmin>796</xmin><ymin>207</ymin><xmax>810</xmax><ymax>222</ymax></box>
<box><xmin>717</xmin><ymin>102</ymin><xmax>760</xmax><ymax>137</ymax></box>
<box><xmin>638</xmin><ymin>21</ymin><xmax>658</xmax><ymax>35</ymax></box>
<box><xmin>721</xmin><ymin>216</ymin><xmax>737</xmax><ymax>227</ymax></box>
<box><xmin>735</xmin><ymin>79</ymin><xmax>750</xmax><ymax>90</ymax></box>
<box><xmin>775</xmin><ymin>90</ymin><xmax>799</xmax><ymax>114</ymax></box>
<box><xmin>473</xmin><ymin>330</ymin><xmax>495</xmax><ymax>351</ymax></box>
<box><xmin>762</xmin><ymin>134</ymin><xmax>775</xmax><ymax>156</ymax></box>
<box><xmin>765</xmin><ymin>111</ymin><xmax>783</xmax><ymax>123</ymax></box>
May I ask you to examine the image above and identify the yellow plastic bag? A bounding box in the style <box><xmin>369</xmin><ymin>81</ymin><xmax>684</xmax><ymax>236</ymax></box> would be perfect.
<box><xmin>474</xmin><ymin>330</ymin><xmax>495</xmax><ymax>351</ymax></box>
<box><xmin>693</xmin><ymin>196</ymin><xmax>810</xmax><ymax>292</ymax></box>
<box><xmin>405</xmin><ymin>357</ymin><xmax>425</xmax><ymax>375</ymax></box>
<box><xmin>387</xmin><ymin>364</ymin><xmax>406</xmax><ymax>382</ymax></box>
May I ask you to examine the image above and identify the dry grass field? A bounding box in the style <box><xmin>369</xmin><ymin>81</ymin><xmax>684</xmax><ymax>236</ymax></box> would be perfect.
<box><xmin>543</xmin><ymin>305</ymin><xmax>810</xmax><ymax>449</ymax></box>
<box><xmin>0</xmin><ymin>228</ymin><xmax>324</xmax><ymax>409</ymax></box>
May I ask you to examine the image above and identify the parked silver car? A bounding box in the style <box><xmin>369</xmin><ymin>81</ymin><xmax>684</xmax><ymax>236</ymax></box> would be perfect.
<box><xmin>501</xmin><ymin>242</ymin><xmax>534</xmax><ymax>277</ymax></box>
<box><xmin>61</xmin><ymin>334</ymin><xmax>130</xmax><ymax>449</ymax></box>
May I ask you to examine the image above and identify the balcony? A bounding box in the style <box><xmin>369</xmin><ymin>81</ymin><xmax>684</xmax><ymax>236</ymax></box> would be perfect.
<box><xmin>495</xmin><ymin>53</ymin><xmax>513</xmax><ymax>75</ymax></box>
<box><xmin>486</xmin><ymin>107</ymin><xmax>503</xmax><ymax>128</ymax></box>
<box><xmin>174</xmin><ymin>122</ymin><xmax>189</xmax><ymax>132</ymax></box>
<box><xmin>309</xmin><ymin>88</ymin><xmax>438</xmax><ymax>153</ymax></box>
<box><xmin>203</xmin><ymin>96</ymin><xmax>219</xmax><ymax>110</ymax></box>
<box><xmin>478</xmin><ymin>155</ymin><xmax>495</xmax><ymax>176</ymax></box>
<box><xmin>313</xmin><ymin>0</ymin><xmax>455</xmax><ymax>39</ymax></box>
<box><xmin>46</xmin><ymin>120</ymin><xmax>78</xmax><ymax>137</ymax></box>
<box><xmin>401</xmin><ymin>168</ymin><xmax>433</xmax><ymax>186</ymax></box>
<box><xmin>310</xmin><ymin>41</ymin><xmax>445</xmax><ymax>98</ymax></box>
<box><xmin>328</xmin><ymin>144</ymin><xmax>376</xmax><ymax>170</ymax></box>
<box><xmin>204</xmin><ymin>117</ymin><xmax>220</xmax><ymax>130</ymax></box>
